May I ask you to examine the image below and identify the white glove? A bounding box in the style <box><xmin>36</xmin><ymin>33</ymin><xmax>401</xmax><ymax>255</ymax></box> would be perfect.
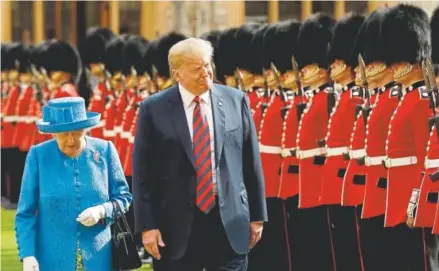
<box><xmin>76</xmin><ymin>204</ymin><xmax>106</xmax><ymax>227</ymax></box>
<box><xmin>23</xmin><ymin>256</ymin><xmax>39</xmax><ymax>271</ymax></box>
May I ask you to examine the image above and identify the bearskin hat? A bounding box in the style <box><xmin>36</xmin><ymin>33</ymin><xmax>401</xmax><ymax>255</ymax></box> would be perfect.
<box><xmin>352</xmin><ymin>8</ymin><xmax>388</xmax><ymax>66</ymax></box>
<box><xmin>267</xmin><ymin>20</ymin><xmax>301</xmax><ymax>73</ymax></box>
<box><xmin>122</xmin><ymin>35</ymin><xmax>149</xmax><ymax>76</ymax></box>
<box><xmin>45</xmin><ymin>39</ymin><xmax>80</xmax><ymax>75</ymax></box>
<box><xmin>262</xmin><ymin>23</ymin><xmax>279</xmax><ymax>70</ymax></box>
<box><xmin>381</xmin><ymin>4</ymin><xmax>431</xmax><ymax>66</ymax></box>
<box><xmin>216</xmin><ymin>27</ymin><xmax>239</xmax><ymax>76</ymax></box>
<box><xmin>104</xmin><ymin>37</ymin><xmax>126</xmax><ymax>75</ymax></box>
<box><xmin>235</xmin><ymin>23</ymin><xmax>260</xmax><ymax>73</ymax></box>
<box><xmin>431</xmin><ymin>6</ymin><xmax>439</xmax><ymax>71</ymax></box>
<box><xmin>297</xmin><ymin>12</ymin><xmax>336</xmax><ymax>69</ymax></box>
<box><xmin>80</xmin><ymin>27</ymin><xmax>115</xmax><ymax>66</ymax></box>
<box><xmin>152</xmin><ymin>32</ymin><xmax>187</xmax><ymax>78</ymax></box>
<box><xmin>249</xmin><ymin>25</ymin><xmax>269</xmax><ymax>74</ymax></box>
<box><xmin>328</xmin><ymin>13</ymin><xmax>365</xmax><ymax>67</ymax></box>
<box><xmin>200</xmin><ymin>30</ymin><xmax>222</xmax><ymax>80</ymax></box>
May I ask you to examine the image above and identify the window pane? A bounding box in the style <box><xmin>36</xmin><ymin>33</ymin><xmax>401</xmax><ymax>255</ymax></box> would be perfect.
<box><xmin>279</xmin><ymin>1</ymin><xmax>301</xmax><ymax>21</ymax></box>
<box><xmin>44</xmin><ymin>1</ymin><xmax>56</xmax><ymax>39</ymax></box>
<box><xmin>245</xmin><ymin>0</ymin><xmax>268</xmax><ymax>23</ymax></box>
<box><xmin>346</xmin><ymin>1</ymin><xmax>368</xmax><ymax>14</ymax></box>
<box><xmin>120</xmin><ymin>1</ymin><xmax>140</xmax><ymax>34</ymax></box>
<box><xmin>11</xmin><ymin>1</ymin><xmax>33</xmax><ymax>43</ymax></box>
<box><xmin>312</xmin><ymin>1</ymin><xmax>334</xmax><ymax>15</ymax></box>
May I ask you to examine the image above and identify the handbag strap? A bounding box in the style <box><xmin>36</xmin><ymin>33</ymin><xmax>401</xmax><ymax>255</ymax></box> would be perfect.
<box><xmin>111</xmin><ymin>200</ymin><xmax>133</xmax><ymax>236</ymax></box>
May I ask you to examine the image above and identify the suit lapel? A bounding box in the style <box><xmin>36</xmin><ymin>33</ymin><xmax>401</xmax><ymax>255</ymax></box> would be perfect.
<box><xmin>168</xmin><ymin>86</ymin><xmax>196</xmax><ymax>168</ymax></box>
<box><xmin>211</xmin><ymin>85</ymin><xmax>225</xmax><ymax>165</ymax></box>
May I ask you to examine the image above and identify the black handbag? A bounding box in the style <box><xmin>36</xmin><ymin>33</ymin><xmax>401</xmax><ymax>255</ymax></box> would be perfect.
<box><xmin>111</xmin><ymin>200</ymin><xmax>142</xmax><ymax>270</ymax></box>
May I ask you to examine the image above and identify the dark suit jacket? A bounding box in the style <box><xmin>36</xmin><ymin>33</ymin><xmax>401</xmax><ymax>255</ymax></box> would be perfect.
<box><xmin>132</xmin><ymin>83</ymin><xmax>267</xmax><ymax>260</ymax></box>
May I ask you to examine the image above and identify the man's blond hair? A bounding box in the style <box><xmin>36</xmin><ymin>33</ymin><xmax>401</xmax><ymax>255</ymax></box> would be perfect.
<box><xmin>168</xmin><ymin>38</ymin><xmax>214</xmax><ymax>71</ymax></box>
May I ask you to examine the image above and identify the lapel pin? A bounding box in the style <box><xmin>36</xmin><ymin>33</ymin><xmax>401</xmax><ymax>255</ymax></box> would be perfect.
<box><xmin>218</xmin><ymin>101</ymin><xmax>223</xmax><ymax>106</ymax></box>
<box><xmin>93</xmin><ymin>151</ymin><xmax>100</xmax><ymax>162</ymax></box>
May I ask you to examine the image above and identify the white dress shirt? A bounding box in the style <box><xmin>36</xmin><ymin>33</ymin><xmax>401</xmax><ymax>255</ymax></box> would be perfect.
<box><xmin>179</xmin><ymin>84</ymin><xmax>217</xmax><ymax>193</ymax></box>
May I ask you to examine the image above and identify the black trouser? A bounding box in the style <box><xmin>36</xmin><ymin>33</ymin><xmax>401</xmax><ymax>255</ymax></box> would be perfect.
<box><xmin>248</xmin><ymin>198</ymin><xmax>291</xmax><ymax>271</ymax></box>
<box><xmin>358</xmin><ymin>213</ymin><xmax>390</xmax><ymax>271</ymax></box>
<box><xmin>9</xmin><ymin>148</ymin><xmax>27</xmax><ymax>204</ymax></box>
<box><xmin>384</xmin><ymin>224</ymin><xmax>439</xmax><ymax>271</ymax></box>
<box><xmin>284</xmin><ymin>195</ymin><xmax>302</xmax><ymax>271</ymax></box>
<box><xmin>328</xmin><ymin>205</ymin><xmax>363</xmax><ymax>271</ymax></box>
<box><xmin>153</xmin><ymin>204</ymin><xmax>247</xmax><ymax>271</ymax></box>
<box><xmin>294</xmin><ymin>205</ymin><xmax>335</xmax><ymax>271</ymax></box>
<box><xmin>1</xmin><ymin>148</ymin><xmax>13</xmax><ymax>199</ymax></box>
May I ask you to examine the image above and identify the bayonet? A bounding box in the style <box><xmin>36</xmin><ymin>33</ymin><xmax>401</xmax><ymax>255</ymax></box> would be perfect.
<box><xmin>292</xmin><ymin>55</ymin><xmax>307</xmax><ymax>122</ymax></box>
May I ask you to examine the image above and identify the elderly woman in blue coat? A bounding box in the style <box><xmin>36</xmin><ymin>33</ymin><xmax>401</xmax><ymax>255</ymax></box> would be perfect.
<box><xmin>15</xmin><ymin>97</ymin><xmax>132</xmax><ymax>271</ymax></box>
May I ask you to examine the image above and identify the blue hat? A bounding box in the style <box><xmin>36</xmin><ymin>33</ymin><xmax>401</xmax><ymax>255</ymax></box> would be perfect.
<box><xmin>37</xmin><ymin>97</ymin><xmax>100</xmax><ymax>133</ymax></box>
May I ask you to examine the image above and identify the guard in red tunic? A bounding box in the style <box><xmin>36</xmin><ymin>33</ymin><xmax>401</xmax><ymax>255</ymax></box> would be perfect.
<box><xmin>1</xmin><ymin>43</ymin><xmax>12</xmax><ymax>203</ymax></box>
<box><xmin>248</xmin><ymin>23</ymin><xmax>293</xmax><ymax>271</ymax></box>
<box><xmin>80</xmin><ymin>27</ymin><xmax>115</xmax><ymax>139</ymax></box>
<box><xmin>102</xmin><ymin>37</ymin><xmax>126</xmax><ymax>143</ymax></box>
<box><xmin>295</xmin><ymin>13</ymin><xmax>336</xmax><ymax>271</ymax></box>
<box><xmin>45</xmin><ymin>40</ymin><xmax>80</xmax><ymax>99</ymax></box>
<box><xmin>320</xmin><ymin>13</ymin><xmax>365</xmax><ymax>271</ymax></box>
<box><xmin>381</xmin><ymin>5</ymin><xmax>438</xmax><ymax>270</ymax></box>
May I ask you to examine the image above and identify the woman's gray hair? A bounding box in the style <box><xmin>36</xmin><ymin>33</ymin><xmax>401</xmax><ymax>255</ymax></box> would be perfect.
<box><xmin>168</xmin><ymin>38</ymin><xmax>214</xmax><ymax>71</ymax></box>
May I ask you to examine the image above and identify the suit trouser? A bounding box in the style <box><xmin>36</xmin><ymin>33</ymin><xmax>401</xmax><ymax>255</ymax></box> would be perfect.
<box><xmin>294</xmin><ymin>205</ymin><xmax>335</xmax><ymax>271</ymax></box>
<box><xmin>247</xmin><ymin>198</ymin><xmax>291</xmax><ymax>271</ymax></box>
<box><xmin>328</xmin><ymin>205</ymin><xmax>363</xmax><ymax>271</ymax></box>
<box><xmin>153</xmin><ymin>204</ymin><xmax>247</xmax><ymax>271</ymax></box>
<box><xmin>125</xmin><ymin>176</ymin><xmax>143</xmax><ymax>247</ymax></box>
<box><xmin>10</xmin><ymin>148</ymin><xmax>26</xmax><ymax>204</ymax></box>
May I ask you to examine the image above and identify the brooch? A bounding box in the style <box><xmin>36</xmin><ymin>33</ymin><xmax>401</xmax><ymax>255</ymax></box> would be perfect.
<box><xmin>93</xmin><ymin>151</ymin><xmax>101</xmax><ymax>163</ymax></box>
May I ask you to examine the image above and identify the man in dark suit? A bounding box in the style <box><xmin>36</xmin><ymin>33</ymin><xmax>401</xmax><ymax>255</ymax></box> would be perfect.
<box><xmin>132</xmin><ymin>37</ymin><xmax>268</xmax><ymax>271</ymax></box>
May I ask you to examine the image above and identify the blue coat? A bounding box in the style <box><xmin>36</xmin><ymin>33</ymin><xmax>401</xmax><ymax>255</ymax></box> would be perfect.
<box><xmin>15</xmin><ymin>137</ymin><xmax>132</xmax><ymax>271</ymax></box>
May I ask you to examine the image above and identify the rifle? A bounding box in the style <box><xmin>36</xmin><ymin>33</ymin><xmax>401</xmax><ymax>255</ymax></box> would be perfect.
<box><xmin>358</xmin><ymin>54</ymin><xmax>372</xmax><ymax>125</ymax></box>
<box><xmin>234</xmin><ymin>69</ymin><xmax>245</xmax><ymax>91</ymax></box>
<box><xmin>260</xmin><ymin>68</ymin><xmax>270</xmax><ymax>115</ymax></box>
<box><xmin>151</xmin><ymin>65</ymin><xmax>160</xmax><ymax>91</ymax></box>
<box><xmin>30</xmin><ymin>64</ymin><xmax>45</xmax><ymax>106</ymax></box>
<box><xmin>270</xmin><ymin>63</ymin><xmax>289</xmax><ymax>120</ymax></box>
<box><xmin>292</xmin><ymin>56</ymin><xmax>307</xmax><ymax>122</ymax></box>
<box><xmin>422</xmin><ymin>58</ymin><xmax>439</xmax><ymax>141</ymax></box>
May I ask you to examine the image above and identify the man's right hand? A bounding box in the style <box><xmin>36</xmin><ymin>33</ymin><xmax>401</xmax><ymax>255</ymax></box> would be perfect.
<box><xmin>142</xmin><ymin>229</ymin><xmax>166</xmax><ymax>260</ymax></box>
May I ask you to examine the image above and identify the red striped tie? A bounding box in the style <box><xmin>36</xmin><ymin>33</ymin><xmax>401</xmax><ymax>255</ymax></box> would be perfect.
<box><xmin>192</xmin><ymin>96</ymin><xmax>215</xmax><ymax>213</ymax></box>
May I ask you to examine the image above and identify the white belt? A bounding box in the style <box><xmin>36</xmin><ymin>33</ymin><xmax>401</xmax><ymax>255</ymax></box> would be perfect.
<box><xmin>384</xmin><ymin>156</ymin><xmax>417</xmax><ymax>168</ymax></box>
<box><xmin>24</xmin><ymin>117</ymin><xmax>39</xmax><ymax>124</ymax></box>
<box><xmin>425</xmin><ymin>158</ymin><xmax>439</xmax><ymax>169</ymax></box>
<box><xmin>281</xmin><ymin>147</ymin><xmax>296</xmax><ymax>158</ymax></box>
<box><xmin>349</xmin><ymin>149</ymin><xmax>366</xmax><ymax>159</ymax></box>
<box><xmin>3</xmin><ymin>116</ymin><xmax>18</xmax><ymax>122</ymax></box>
<box><xmin>17</xmin><ymin>116</ymin><xmax>29</xmax><ymax>122</ymax></box>
<box><xmin>103</xmin><ymin>130</ymin><xmax>116</xmax><ymax>137</ymax></box>
<box><xmin>120</xmin><ymin>131</ymin><xmax>131</xmax><ymax>139</ymax></box>
<box><xmin>259</xmin><ymin>144</ymin><xmax>282</xmax><ymax>154</ymax></box>
<box><xmin>129</xmin><ymin>135</ymin><xmax>135</xmax><ymax>143</ymax></box>
<box><xmin>326</xmin><ymin>146</ymin><xmax>348</xmax><ymax>157</ymax></box>
<box><xmin>297</xmin><ymin>148</ymin><xmax>324</xmax><ymax>159</ymax></box>
<box><xmin>365</xmin><ymin>155</ymin><xmax>386</xmax><ymax>166</ymax></box>
<box><xmin>114</xmin><ymin>126</ymin><xmax>123</xmax><ymax>133</ymax></box>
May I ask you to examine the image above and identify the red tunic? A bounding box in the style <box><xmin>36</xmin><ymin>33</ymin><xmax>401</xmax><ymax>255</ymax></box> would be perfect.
<box><xmin>103</xmin><ymin>94</ymin><xmax>117</xmax><ymax>142</ymax></box>
<box><xmin>123</xmin><ymin>111</ymin><xmax>139</xmax><ymax>177</ymax></box>
<box><xmin>341</xmin><ymin>91</ymin><xmax>379</xmax><ymax>207</ymax></box>
<box><xmin>51</xmin><ymin>83</ymin><xmax>79</xmax><ymax>99</ymax></box>
<box><xmin>414</xmin><ymin>127</ymin><xmax>439</xmax><ymax>228</ymax></box>
<box><xmin>2</xmin><ymin>86</ymin><xmax>20</xmax><ymax>148</ymax></box>
<box><xmin>113</xmin><ymin>91</ymin><xmax>131</xmax><ymax>150</ymax></box>
<box><xmin>13</xmin><ymin>84</ymin><xmax>34</xmax><ymax>149</ymax></box>
<box><xmin>385</xmin><ymin>82</ymin><xmax>432</xmax><ymax>227</ymax></box>
<box><xmin>297</xmin><ymin>85</ymin><xmax>331</xmax><ymax>208</ymax></box>
<box><xmin>88</xmin><ymin>82</ymin><xmax>109</xmax><ymax>139</ymax></box>
<box><xmin>320</xmin><ymin>84</ymin><xmax>363</xmax><ymax>205</ymax></box>
<box><xmin>279</xmin><ymin>93</ymin><xmax>306</xmax><ymax>199</ymax></box>
<box><xmin>19</xmin><ymin>95</ymin><xmax>40</xmax><ymax>151</ymax></box>
<box><xmin>362</xmin><ymin>84</ymin><xmax>399</xmax><ymax>218</ymax></box>
<box><xmin>259</xmin><ymin>92</ymin><xmax>294</xmax><ymax>198</ymax></box>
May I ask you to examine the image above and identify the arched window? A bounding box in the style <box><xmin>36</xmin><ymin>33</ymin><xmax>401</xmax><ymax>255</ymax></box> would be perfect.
<box><xmin>11</xmin><ymin>1</ymin><xmax>33</xmax><ymax>43</ymax></box>
<box><xmin>245</xmin><ymin>0</ymin><xmax>268</xmax><ymax>23</ymax></box>
<box><xmin>120</xmin><ymin>1</ymin><xmax>140</xmax><ymax>34</ymax></box>
<box><xmin>279</xmin><ymin>1</ymin><xmax>302</xmax><ymax>21</ymax></box>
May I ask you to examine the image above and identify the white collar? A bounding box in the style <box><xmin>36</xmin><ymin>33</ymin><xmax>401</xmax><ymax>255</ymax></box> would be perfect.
<box><xmin>179</xmin><ymin>83</ymin><xmax>211</xmax><ymax>108</ymax></box>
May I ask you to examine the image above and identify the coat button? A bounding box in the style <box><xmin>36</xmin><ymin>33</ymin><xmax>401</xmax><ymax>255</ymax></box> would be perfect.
<box><xmin>189</xmin><ymin>201</ymin><xmax>194</xmax><ymax>208</ymax></box>
<box><xmin>74</xmin><ymin>170</ymin><xmax>80</xmax><ymax>175</ymax></box>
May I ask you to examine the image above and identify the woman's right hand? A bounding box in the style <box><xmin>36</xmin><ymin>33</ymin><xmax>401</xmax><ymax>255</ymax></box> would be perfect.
<box><xmin>23</xmin><ymin>256</ymin><xmax>39</xmax><ymax>271</ymax></box>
